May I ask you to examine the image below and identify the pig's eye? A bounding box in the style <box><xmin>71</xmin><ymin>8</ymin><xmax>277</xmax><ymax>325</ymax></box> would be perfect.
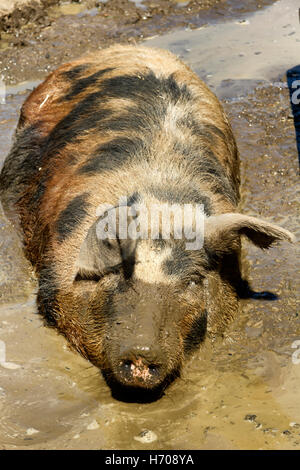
<box><xmin>74</xmin><ymin>272</ymin><xmax>102</xmax><ymax>283</ymax></box>
<box><xmin>74</xmin><ymin>266</ymin><xmax>121</xmax><ymax>284</ymax></box>
<box><xmin>188</xmin><ymin>277</ymin><xmax>203</xmax><ymax>288</ymax></box>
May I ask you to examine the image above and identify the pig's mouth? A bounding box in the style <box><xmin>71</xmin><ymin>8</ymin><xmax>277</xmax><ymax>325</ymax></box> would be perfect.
<box><xmin>101</xmin><ymin>364</ymin><xmax>180</xmax><ymax>403</ymax></box>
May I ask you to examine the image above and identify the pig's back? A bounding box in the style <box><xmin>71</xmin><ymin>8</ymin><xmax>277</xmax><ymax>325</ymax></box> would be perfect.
<box><xmin>0</xmin><ymin>45</ymin><xmax>239</xmax><ymax>265</ymax></box>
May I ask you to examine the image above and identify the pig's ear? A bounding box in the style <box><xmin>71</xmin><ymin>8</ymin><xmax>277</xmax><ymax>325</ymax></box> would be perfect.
<box><xmin>75</xmin><ymin>209</ymin><xmax>137</xmax><ymax>280</ymax></box>
<box><xmin>75</xmin><ymin>218</ymin><xmax>121</xmax><ymax>280</ymax></box>
<box><xmin>205</xmin><ymin>213</ymin><xmax>295</xmax><ymax>250</ymax></box>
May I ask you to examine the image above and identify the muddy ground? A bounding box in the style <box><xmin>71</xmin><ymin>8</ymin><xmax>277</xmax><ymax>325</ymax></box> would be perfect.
<box><xmin>0</xmin><ymin>0</ymin><xmax>276</xmax><ymax>85</ymax></box>
<box><xmin>0</xmin><ymin>0</ymin><xmax>299</xmax><ymax>451</ymax></box>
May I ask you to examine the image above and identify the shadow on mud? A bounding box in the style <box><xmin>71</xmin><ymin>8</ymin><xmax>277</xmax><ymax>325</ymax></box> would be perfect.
<box><xmin>237</xmin><ymin>279</ymin><xmax>278</xmax><ymax>301</ymax></box>
<box><xmin>286</xmin><ymin>65</ymin><xmax>300</xmax><ymax>167</ymax></box>
<box><xmin>102</xmin><ymin>369</ymin><xmax>180</xmax><ymax>403</ymax></box>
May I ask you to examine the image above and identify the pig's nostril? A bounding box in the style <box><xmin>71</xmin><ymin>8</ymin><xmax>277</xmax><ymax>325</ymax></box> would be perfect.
<box><xmin>119</xmin><ymin>356</ymin><xmax>161</xmax><ymax>381</ymax></box>
<box><xmin>121</xmin><ymin>360</ymin><xmax>133</xmax><ymax>373</ymax></box>
<box><xmin>148</xmin><ymin>363</ymin><xmax>160</xmax><ymax>376</ymax></box>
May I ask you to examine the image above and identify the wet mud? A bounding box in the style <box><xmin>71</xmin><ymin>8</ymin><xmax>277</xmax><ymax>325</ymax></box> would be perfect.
<box><xmin>0</xmin><ymin>0</ymin><xmax>299</xmax><ymax>451</ymax></box>
<box><xmin>0</xmin><ymin>0</ymin><xmax>276</xmax><ymax>85</ymax></box>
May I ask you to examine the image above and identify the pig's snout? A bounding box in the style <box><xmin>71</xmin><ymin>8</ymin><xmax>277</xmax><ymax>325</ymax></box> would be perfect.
<box><xmin>117</xmin><ymin>344</ymin><xmax>164</xmax><ymax>388</ymax></box>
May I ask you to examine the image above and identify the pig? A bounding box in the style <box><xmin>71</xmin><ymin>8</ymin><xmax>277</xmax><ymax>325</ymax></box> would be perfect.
<box><xmin>0</xmin><ymin>45</ymin><xmax>294</xmax><ymax>401</ymax></box>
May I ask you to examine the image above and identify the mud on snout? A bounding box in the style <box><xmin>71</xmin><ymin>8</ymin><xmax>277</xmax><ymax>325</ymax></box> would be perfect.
<box><xmin>89</xmin><ymin>279</ymin><xmax>198</xmax><ymax>403</ymax></box>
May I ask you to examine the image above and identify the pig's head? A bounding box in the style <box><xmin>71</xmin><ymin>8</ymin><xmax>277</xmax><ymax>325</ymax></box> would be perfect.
<box><xmin>68</xmin><ymin>203</ymin><xmax>294</xmax><ymax>401</ymax></box>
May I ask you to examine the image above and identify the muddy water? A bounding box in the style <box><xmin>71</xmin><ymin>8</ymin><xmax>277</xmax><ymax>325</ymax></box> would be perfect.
<box><xmin>0</xmin><ymin>0</ymin><xmax>299</xmax><ymax>450</ymax></box>
<box><xmin>146</xmin><ymin>0</ymin><xmax>300</xmax><ymax>98</ymax></box>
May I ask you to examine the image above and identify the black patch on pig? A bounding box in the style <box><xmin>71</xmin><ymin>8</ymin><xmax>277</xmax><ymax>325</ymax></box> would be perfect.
<box><xmin>183</xmin><ymin>312</ymin><xmax>207</xmax><ymax>354</ymax></box>
<box><xmin>63</xmin><ymin>68</ymin><xmax>114</xmax><ymax>101</ymax></box>
<box><xmin>75</xmin><ymin>271</ymin><xmax>102</xmax><ymax>282</ymax></box>
<box><xmin>147</xmin><ymin>184</ymin><xmax>212</xmax><ymax>216</ymax></box>
<box><xmin>99</xmin><ymin>111</ymin><xmax>152</xmax><ymax>133</ymax></box>
<box><xmin>99</xmin><ymin>71</ymin><xmax>192</xmax><ymax>105</ymax></box>
<box><xmin>78</xmin><ymin>137</ymin><xmax>145</xmax><ymax>174</ymax></box>
<box><xmin>192</xmin><ymin>122</ymin><xmax>227</xmax><ymax>142</ymax></box>
<box><xmin>195</xmin><ymin>156</ymin><xmax>237</xmax><ymax>204</ymax></box>
<box><xmin>127</xmin><ymin>192</ymin><xmax>141</xmax><ymax>207</ymax></box>
<box><xmin>178</xmin><ymin>116</ymin><xmax>227</xmax><ymax>142</ymax></box>
<box><xmin>163</xmin><ymin>247</ymin><xmax>193</xmax><ymax>277</ymax></box>
<box><xmin>56</xmin><ymin>193</ymin><xmax>90</xmax><ymax>242</ymax></box>
<box><xmin>26</xmin><ymin>168</ymin><xmax>50</xmax><ymax>211</ymax></box>
<box><xmin>173</xmin><ymin>141</ymin><xmax>237</xmax><ymax>205</ymax></box>
<box><xmin>42</xmin><ymin>71</ymin><xmax>192</xmax><ymax>158</ymax></box>
<box><xmin>62</xmin><ymin>64</ymin><xmax>91</xmax><ymax>81</ymax></box>
<box><xmin>45</xmin><ymin>97</ymin><xmax>112</xmax><ymax>155</ymax></box>
<box><xmin>153</xmin><ymin>238</ymin><xmax>168</xmax><ymax>250</ymax></box>
<box><xmin>178</xmin><ymin>116</ymin><xmax>238</xmax><ymax>163</ymax></box>
<box><xmin>37</xmin><ymin>264</ymin><xmax>59</xmax><ymax>326</ymax></box>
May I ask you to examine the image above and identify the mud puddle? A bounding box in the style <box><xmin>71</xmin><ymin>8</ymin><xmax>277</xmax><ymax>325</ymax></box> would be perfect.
<box><xmin>0</xmin><ymin>0</ymin><xmax>276</xmax><ymax>85</ymax></box>
<box><xmin>0</xmin><ymin>0</ymin><xmax>299</xmax><ymax>450</ymax></box>
<box><xmin>146</xmin><ymin>0</ymin><xmax>300</xmax><ymax>98</ymax></box>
